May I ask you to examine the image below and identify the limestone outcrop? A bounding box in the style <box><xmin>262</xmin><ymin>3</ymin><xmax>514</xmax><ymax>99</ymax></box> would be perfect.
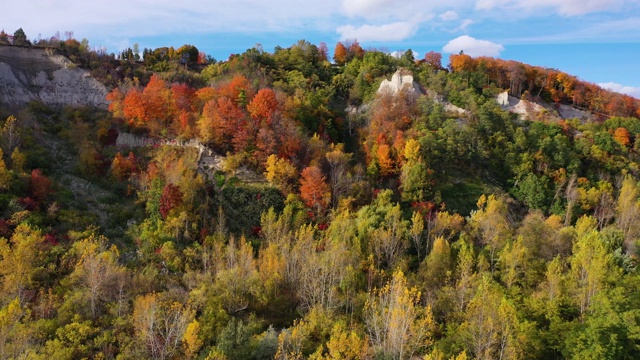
<box><xmin>377</xmin><ymin>69</ymin><xmax>422</xmax><ymax>96</ymax></box>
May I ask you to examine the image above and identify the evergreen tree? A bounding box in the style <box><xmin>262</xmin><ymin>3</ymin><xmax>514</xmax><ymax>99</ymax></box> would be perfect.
<box><xmin>12</xmin><ymin>28</ymin><xmax>29</xmax><ymax>46</ymax></box>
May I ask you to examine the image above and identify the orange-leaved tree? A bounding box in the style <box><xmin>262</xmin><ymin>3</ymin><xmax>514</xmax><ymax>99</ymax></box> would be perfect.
<box><xmin>199</xmin><ymin>97</ymin><xmax>245</xmax><ymax>151</ymax></box>
<box><xmin>333</xmin><ymin>42</ymin><xmax>348</xmax><ymax>65</ymax></box>
<box><xmin>300</xmin><ymin>166</ymin><xmax>330</xmax><ymax>214</ymax></box>
<box><xmin>122</xmin><ymin>87</ymin><xmax>146</xmax><ymax>128</ymax></box>
<box><xmin>247</xmin><ymin>88</ymin><xmax>279</xmax><ymax>125</ymax></box>
<box><xmin>142</xmin><ymin>75</ymin><xmax>175</xmax><ymax>136</ymax></box>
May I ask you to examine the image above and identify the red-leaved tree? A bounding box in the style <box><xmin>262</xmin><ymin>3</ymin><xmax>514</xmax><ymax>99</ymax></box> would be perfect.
<box><xmin>159</xmin><ymin>183</ymin><xmax>183</xmax><ymax>219</ymax></box>
<box><xmin>30</xmin><ymin>169</ymin><xmax>53</xmax><ymax>205</ymax></box>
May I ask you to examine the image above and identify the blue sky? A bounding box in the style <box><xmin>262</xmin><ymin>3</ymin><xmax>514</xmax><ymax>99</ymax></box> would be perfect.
<box><xmin>3</xmin><ymin>0</ymin><xmax>640</xmax><ymax>98</ymax></box>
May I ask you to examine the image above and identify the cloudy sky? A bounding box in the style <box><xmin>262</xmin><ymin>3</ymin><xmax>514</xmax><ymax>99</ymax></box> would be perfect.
<box><xmin>3</xmin><ymin>0</ymin><xmax>640</xmax><ymax>97</ymax></box>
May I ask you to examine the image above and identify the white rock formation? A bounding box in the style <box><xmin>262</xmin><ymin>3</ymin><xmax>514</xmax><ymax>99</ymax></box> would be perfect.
<box><xmin>496</xmin><ymin>91</ymin><xmax>547</xmax><ymax>120</ymax></box>
<box><xmin>0</xmin><ymin>46</ymin><xmax>108</xmax><ymax>108</ymax></box>
<box><xmin>496</xmin><ymin>91</ymin><xmax>594</xmax><ymax>121</ymax></box>
<box><xmin>556</xmin><ymin>104</ymin><xmax>594</xmax><ymax>121</ymax></box>
<box><xmin>377</xmin><ymin>70</ymin><xmax>421</xmax><ymax>96</ymax></box>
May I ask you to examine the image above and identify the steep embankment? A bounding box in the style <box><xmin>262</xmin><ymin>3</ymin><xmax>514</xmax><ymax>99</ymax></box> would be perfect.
<box><xmin>0</xmin><ymin>45</ymin><xmax>108</xmax><ymax>108</ymax></box>
<box><xmin>496</xmin><ymin>91</ymin><xmax>595</xmax><ymax>121</ymax></box>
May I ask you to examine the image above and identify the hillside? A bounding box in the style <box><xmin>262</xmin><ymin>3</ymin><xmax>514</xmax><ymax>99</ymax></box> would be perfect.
<box><xmin>2</xmin><ymin>38</ymin><xmax>640</xmax><ymax>359</ymax></box>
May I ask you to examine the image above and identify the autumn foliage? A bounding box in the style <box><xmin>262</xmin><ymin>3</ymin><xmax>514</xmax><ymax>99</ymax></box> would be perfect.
<box><xmin>447</xmin><ymin>54</ymin><xmax>640</xmax><ymax>117</ymax></box>
<box><xmin>299</xmin><ymin>166</ymin><xmax>330</xmax><ymax>213</ymax></box>
<box><xmin>334</xmin><ymin>42</ymin><xmax>348</xmax><ymax>65</ymax></box>
<box><xmin>29</xmin><ymin>169</ymin><xmax>53</xmax><ymax>205</ymax></box>
<box><xmin>111</xmin><ymin>152</ymin><xmax>138</xmax><ymax>181</ymax></box>
<box><xmin>247</xmin><ymin>88</ymin><xmax>279</xmax><ymax>125</ymax></box>
<box><xmin>423</xmin><ymin>51</ymin><xmax>443</xmax><ymax>70</ymax></box>
<box><xmin>159</xmin><ymin>183</ymin><xmax>183</xmax><ymax>219</ymax></box>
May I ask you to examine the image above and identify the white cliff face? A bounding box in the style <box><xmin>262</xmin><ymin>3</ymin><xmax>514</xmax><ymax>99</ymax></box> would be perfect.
<box><xmin>0</xmin><ymin>46</ymin><xmax>108</xmax><ymax>108</ymax></box>
<box><xmin>377</xmin><ymin>70</ymin><xmax>422</xmax><ymax>96</ymax></box>
<box><xmin>495</xmin><ymin>91</ymin><xmax>593</xmax><ymax>121</ymax></box>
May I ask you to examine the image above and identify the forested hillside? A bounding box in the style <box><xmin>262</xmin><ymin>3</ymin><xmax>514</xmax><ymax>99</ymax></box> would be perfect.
<box><xmin>2</xmin><ymin>31</ymin><xmax>640</xmax><ymax>359</ymax></box>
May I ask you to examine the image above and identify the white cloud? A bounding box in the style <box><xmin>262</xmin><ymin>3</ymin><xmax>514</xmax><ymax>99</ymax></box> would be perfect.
<box><xmin>442</xmin><ymin>35</ymin><xmax>504</xmax><ymax>57</ymax></box>
<box><xmin>475</xmin><ymin>0</ymin><xmax>510</xmax><ymax>11</ymax></box>
<box><xmin>475</xmin><ymin>0</ymin><xmax>626</xmax><ymax>16</ymax></box>
<box><xmin>457</xmin><ymin>19</ymin><xmax>474</xmax><ymax>31</ymax></box>
<box><xmin>598</xmin><ymin>82</ymin><xmax>640</xmax><ymax>99</ymax></box>
<box><xmin>2</xmin><ymin>0</ymin><xmax>342</xmax><ymax>40</ymax></box>
<box><xmin>389</xmin><ymin>49</ymin><xmax>420</xmax><ymax>58</ymax></box>
<box><xmin>440</xmin><ymin>11</ymin><xmax>459</xmax><ymax>21</ymax></box>
<box><xmin>342</xmin><ymin>0</ymin><xmax>400</xmax><ymax>18</ymax></box>
<box><xmin>340</xmin><ymin>0</ymin><xmax>469</xmax><ymax>20</ymax></box>
<box><xmin>337</xmin><ymin>20</ymin><xmax>421</xmax><ymax>42</ymax></box>
<box><xmin>521</xmin><ymin>0</ymin><xmax>624</xmax><ymax>16</ymax></box>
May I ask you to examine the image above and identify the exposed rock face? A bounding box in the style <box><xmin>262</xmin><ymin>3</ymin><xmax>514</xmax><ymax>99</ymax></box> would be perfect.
<box><xmin>425</xmin><ymin>89</ymin><xmax>467</xmax><ymax>115</ymax></box>
<box><xmin>0</xmin><ymin>46</ymin><xmax>108</xmax><ymax>108</ymax></box>
<box><xmin>496</xmin><ymin>91</ymin><xmax>547</xmax><ymax>120</ymax></box>
<box><xmin>377</xmin><ymin>70</ymin><xmax>422</xmax><ymax>96</ymax></box>
<box><xmin>556</xmin><ymin>103</ymin><xmax>593</xmax><ymax>121</ymax></box>
<box><xmin>496</xmin><ymin>91</ymin><xmax>594</xmax><ymax>121</ymax></box>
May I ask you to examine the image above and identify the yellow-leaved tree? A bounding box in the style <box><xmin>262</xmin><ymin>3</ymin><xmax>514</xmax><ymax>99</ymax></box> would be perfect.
<box><xmin>458</xmin><ymin>276</ymin><xmax>525</xmax><ymax>360</ymax></box>
<box><xmin>468</xmin><ymin>194</ymin><xmax>512</xmax><ymax>273</ymax></box>
<box><xmin>310</xmin><ymin>322</ymin><xmax>370</xmax><ymax>360</ymax></box>
<box><xmin>68</xmin><ymin>236</ymin><xmax>128</xmax><ymax>319</ymax></box>
<box><xmin>0</xmin><ymin>148</ymin><xmax>10</xmax><ymax>190</ymax></box>
<box><xmin>0</xmin><ymin>223</ymin><xmax>44</xmax><ymax>303</ymax></box>
<box><xmin>133</xmin><ymin>292</ymin><xmax>193</xmax><ymax>360</ymax></box>
<box><xmin>364</xmin><ymin>270</ymin><xmax>435</xmax><ymax>359</ymax></box>
<box><xmin>264</xmin><ymin>154</ymin><xmax>298</xmax><ymax>194</ymax></box>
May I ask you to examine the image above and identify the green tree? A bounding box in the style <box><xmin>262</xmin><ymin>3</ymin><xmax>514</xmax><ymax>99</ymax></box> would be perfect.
<box><xmin>420</xmin><ymin>236</ymin><xmax>453</xmax><ymax>291</ymax></box>
<box><xmin>400</xmin><ymin>139</ymin><xmax>433</xmax><ymax>203</ymax></box>
<box><xmin>12</xmin><ymin>28</ymin><xmax>30</xmax><ymax>46</ymax></box>
<box><xmin>569</xmin><ymin>223</ymin><xmax>616</xmax><ymax>320</ymax></box>
<box><xmin>512</xmin><ymin>173</ymin><xmax>550</xmax><ymax>211</ymax></box>
<box><xmin>370</xmin><ymin>202</ymin><xmax>408</xmax><ymax>270</ymax></box>
<box><xmin>40</xmin><ymin>319</ymin><xmax>100</xmax><ymax>359</ymax></box>
<box><xmin>564</xmin><ymin>287</ymin><xmax>640</xmax><ymax>359</ymax></box>
<box><xmin>458</xmin><ymin>276</ymin><xmax>525</xmax><ymax>360</ymax></box>
<box><xmin>469</xmin><ymin>195</ymin><xmax>512</xmax><ymax>273</ymax></box>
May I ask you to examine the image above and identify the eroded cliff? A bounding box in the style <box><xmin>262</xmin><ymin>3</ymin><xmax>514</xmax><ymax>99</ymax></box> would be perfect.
<box><xmin>0</xmin><ymin>46</ymin><xmax>108</xmax><ymax>108</ymax></box>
